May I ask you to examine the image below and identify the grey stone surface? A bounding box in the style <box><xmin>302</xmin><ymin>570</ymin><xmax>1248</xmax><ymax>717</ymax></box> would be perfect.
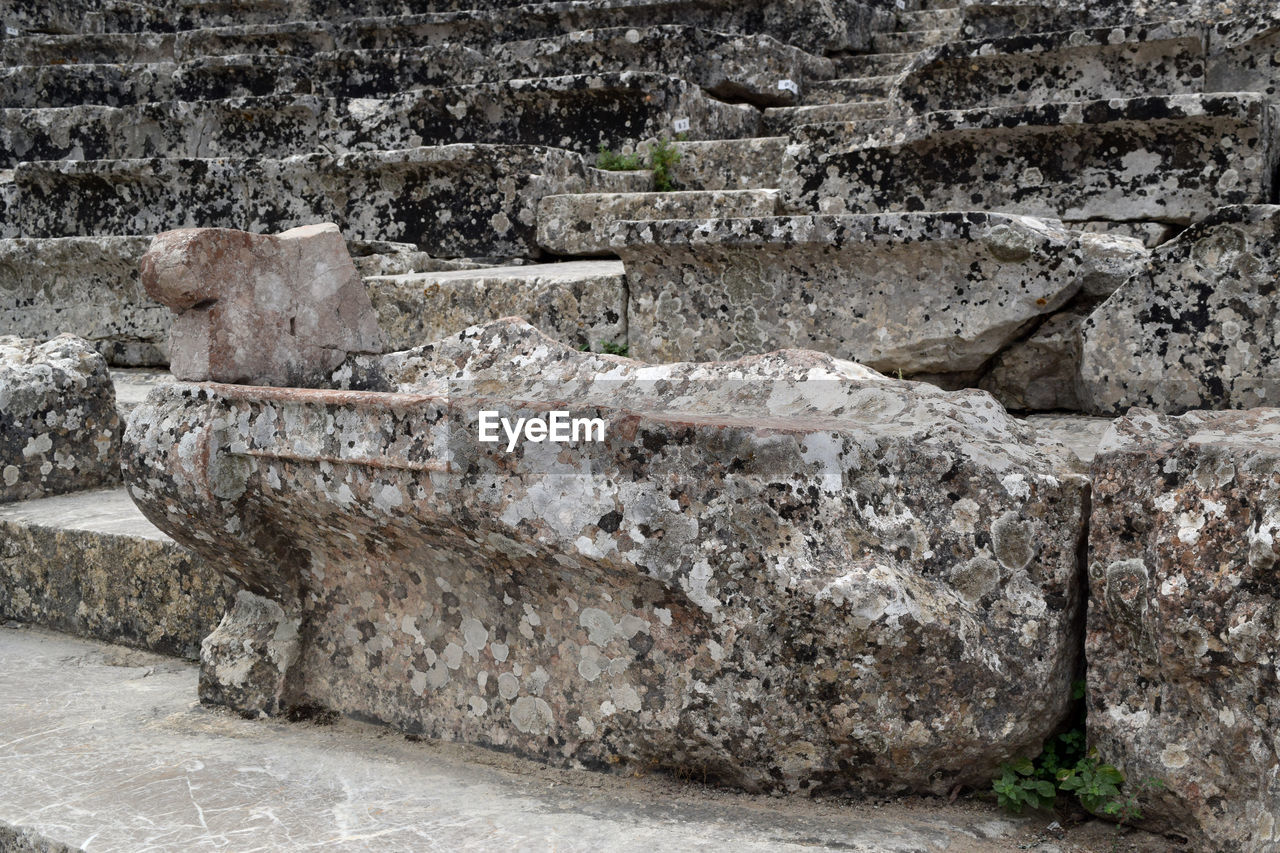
<box><xmin>0</xmin><ymin>235</ymin><xmax>166</xmax><ymax>367</ymax></box>
<box><xmin>981</xmin><ymin>309</ymin><xmax>1087</xmax><ymax>412</ymax></box>
<box><xmin>9</xmin><ymin>626</ymin><xmax>1167</xmax><ymax>852</ymax></box>
<box><xmin>1207</xmin><ymin>13</ymin><xmax>1280</xmax><ymax>99</ymax></box>
<box><xmin>1020</xmin><ymin>414</ymin><xmax>1113</xmax><ymax>464</ymax></box>
<box><xmin>3</xmin><ymin>146</ymin><xmax>649</xmax><ymax>258</ymax></box>
<box><xmin>110</xmin><ymin>368</ymin><xmax>175</xmax><ymax>416</ymax></box>
<box><xmin>897</xmin><ymin>22</ymin><xmax>1206</xmax><ymax>114</ymax></box>
<box><xmin>0</xmin><ymin>335</ymin><xmax>121</xmax><ymax>503</ymax></box>
<box><xmin>124</xmin><ymin>317</ymin><xmax>1089</xmax><ymax>796</ymax></box>
<box><xmin>613</xmin><ymin>213</ymin><xmax>1146</xmax><ymax>372</ymax></box>
<box><xmin>668</xmin><ymin>137</ymin><xmax>789</xmax><ymax>190</ymax></box>
<box><xmin>784</xmin><ymin>94</ymin><xmax>1278</xmax><ymax>226</ymax></box>
<box><xmin>1080</xmin><ymin>205</ymin><xmax>1280</xmax><ymax>415</ymax></box>
<box><xmin>1087</xmin><ymin>407</ymin><xmax>1280</xmax><ymax>851</ymax></box>
<box><xmin>367</xmin><ymin>260</ymin><xmax>626</xmax><ymax>352</ymax></box>
<box><xmin>0</xmin><ymin>488</ymin><xmax>233</xmax><ymax>659</ymax></box>
<box><xmin>141</xmin><ymin>223</ymin><xmax>384</xmax><ymax>387</ymax></box>
<box><xmin>537</xmin><ymin>190</ymin><xmax>780</xmax><ymax>256</ymax></box>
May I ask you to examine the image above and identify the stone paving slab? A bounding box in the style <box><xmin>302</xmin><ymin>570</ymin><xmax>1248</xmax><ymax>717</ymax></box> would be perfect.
<box><xmin>0</xmin><ymin>624</ymin><xmax>1074</xmax><ymax>853</ymax></box>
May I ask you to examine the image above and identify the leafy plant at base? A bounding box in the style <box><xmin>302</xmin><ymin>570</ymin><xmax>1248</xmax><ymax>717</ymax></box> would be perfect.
<box><xmin>599</xmin><ymin>341</ymin><xmax>629</xmax><ymax>356</ymax></box>
<box><xmin>595</xmin><ymin>143</ymin><xmax>643</xmax><ymax>172</ymax></box>
<box><xmin>595</xmin><ymin>138</ymin><xmax>683</xmax><ymax>192</ymax></box>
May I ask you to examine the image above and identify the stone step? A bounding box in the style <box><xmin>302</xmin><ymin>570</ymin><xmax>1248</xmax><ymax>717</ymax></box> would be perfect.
<box><xmin>1208</xmin><ymin>12</ymin><xmax>1280</xmax><ymax>99</ymax></box>
<box><xmin>610</xmin><ymin>211</ymin><xmax>1145</xmax><ymax>375</ymax></box>
<box><xmin>668</xmin><ymin>136</ymin><xmax>790</xmax><ymax>190</ymax></box>
<box><xmin>784</xmin><ymin>93</ymin><xmax>1275</xmax><ymax>226</ymax></box>
<box><xmin>802</xmin><ymin>74</ymin><xmax>896</xmax><ymax>105</ymax></box>
<box><xmin>870</xmin><ymin>27</ymin><xmax>952</xmax><ymax>53</ymax></box>
<box><xmin>0</xmin><ymin>146</ymin><xmax>649</xmax><ymax>256</ymax></box>
<box><xmin>537</xmin><ymin>189</ymin><xmax>781</xmax><ymax>256</ymax></box>
<box><xmin>109</xmin><ymin>367</ymin><xmax>176</xmax><ymax>414</ymax></box>
<box><xmin>832</xmin><ymin>50</ymin><xmax>917</xmax><ymax>77</ymax></box>
<box><xmin>367</xmin><ymin>260</ymin><xmax>627</xmax><ymax>352</ymax></box>
<box><xmin>761</xmin><ymin>99</ymin><xmax>894</xmax><ymax>133</ymax></box>
<box><xmin>0</xmin><ymin>74</ymin><xmax>758</xmax><ymax>167</ymax></box>
<box><xmin>0</xmin><ymin>27</ymin><xmax>830</xmax><ymax>110</ymax></box>
<box><xmin>897</xmin><ymin>21</ymin><xmax>1206</xmax><ymax>114</ymax></box>
<box><xmin>0</xmin><ymin>0</ymin><xmax>880</xmax><ymax>66</ymax></box>
<box><xmin>0</xmin><ymin>489</ymin><xmax>232</xmax><ymax>659</ymax></box>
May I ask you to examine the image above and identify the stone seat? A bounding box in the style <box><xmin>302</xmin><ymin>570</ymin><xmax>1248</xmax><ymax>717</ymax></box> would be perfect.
<box><xmin>123</xmin><ymin>312</ymin><xmax>1089</xmax><ymax>796</ymax></box>
<box><xmin>608</xmin><ymin>211</ymin><xmax>1145</xmax><ymax>374</ymax></box>
<box><xmin>0</xmin><ymin>145</ymin><xmax>649</xmax><ymax>258</ymax></box>
<box><xmin>667</xmin><ymin>136</ymin><xmax>790</xmax><ymax>190</ymax></box>
<box><xmin>0</xmin><ymin>73</ymin><xmax>758</xmax><ymax>166</ymax></box>
<box><xmin>761</xmin><ymin>99</ymin><xmax>895</xmax><ymax>133</ymax></box>
<box><xmin>896</xmin><ymin>20</ymin><xmax>1206</xmax><ymax>113</ymax></box>
<box><xmin>0</xmin><ymin>28</ymin><xmax>829</xmax><ymax>109</ymax></box>
<box><xmin>783</xmin><ymin>93</ymin><xmax>1278</xmax><ymax>226</ymax></box>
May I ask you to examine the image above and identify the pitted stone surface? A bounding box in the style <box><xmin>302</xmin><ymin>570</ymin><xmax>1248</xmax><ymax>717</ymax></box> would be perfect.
<box><xmin>123</xmin><ymin>317</ymin><xmax>1088</xmax><ymax>796</ymax></box>
<box><xmin>1087</xmin><ymin>407</ymin><xmax>1280</xmax><ymax>851</ymax></box>
<box><xmin>612</xmin><ymin>213</ymin><xmax>1146</xmax><ymax>373</ymax></box>
<box><xmin>0</xmin><ymin>236</ymin><xmax>165</xmax><ymax>367</ymax></box>
<box><xmin>0</xmin><ymin>335</ymin><xmax>121</xmax><ymax>503</ymax></box>
<box><xmin>981</xmin><ymin>309</ymin><xmax>1088</xmax><ymax>413</ymax></box>
<box><xmin>784</xmin><ymin>94</ymin><xmax>1277</xmax><ymax>225</ymax></box>
<box><xmin>141</xmin><ymin>224</ymin><xmax>384</xmax><ymax>387</ymax></box>
<box><xmin>1080</xmin><ymin>205</ymin><xmax>1280</xmax><ymax>414</ymax></box>
<box><xmin>367</xmin><ymin>261</ymin><xmax>626</xmax><ymax>352</ymax></box>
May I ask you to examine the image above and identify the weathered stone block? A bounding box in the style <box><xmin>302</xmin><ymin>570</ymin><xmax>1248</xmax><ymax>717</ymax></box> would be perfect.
<box><xmin>1207</xmin><ymin>13</ymin><xmax>1280</xmax><ymax>98</ymax></box>
<box><xmin>612</xmin><ymin>213</ymin><xmax>1146</xmax><ymax>372</ymax></box>
<box><xmin>1080</xmin><ymin>205</ymin><xmax>1280</xmax><ymax>415</ymax></box>
<box><xmin>1087</xmin><ymin>407</ymin><xmax>1280</xmax><ymax>851</ymax></box>
<box><xmin>537</xmin><ymin>189</ymin><xmax>780</xmax><ymax>256</ymax></box>
<box><xmin>897</xmin><ymin>22</ymin><xmax>1206</xmax><ymax>114</ymax></box>
<box><xmin>141</xmin><ymin>224</ymin><xmax>384</xmax><ymax>387</ymax></box>
<box><xmin>200</xmin><ymin>590</ymin><xmax>301</xmax><ymax>718</ymax></box>
<box><xmin>123</xmin><ymin>315</ymin><xmax>1088</xmax><ymax>796</ymax></box>
<box><xmin>367</xmin><ymin>260</ymin><xmax>626</xmax><ymax>351</ymax></box>
<box><xmin>980</xmin><ymin>309</ymin><xmax>1087</xmax><ymax>412</ymax></box>
<box><xmin>784</xmin><ymin>94</ymin><xmax>1278</xmax><ymax>225</ymax></box>
<box><xmin>0</xmin><ymin>335</ymin><xmax>121</xmax><ymax>503</ymax></box>
<box><xmin>668</xmin><ymin>137</ymin><xmax>789</xmax><ymax>190</ymax></box>
<box><xmin>0</xmin><ymin>236</ymin><xmax>165</xmax><ymax>367</ymax></box>
<box><xmin>0</xmin><ymin>488</ymin><xmax>234</xmax><ymax>659</ymax></box>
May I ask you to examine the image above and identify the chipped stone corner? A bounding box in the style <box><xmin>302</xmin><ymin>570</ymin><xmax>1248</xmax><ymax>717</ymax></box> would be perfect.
<box><xmin>199</xmin><ymin>590</ymin><xmax>302</xmax><ymax>719</ymax></box>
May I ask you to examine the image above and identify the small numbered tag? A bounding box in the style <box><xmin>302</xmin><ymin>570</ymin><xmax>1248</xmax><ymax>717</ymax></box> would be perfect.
<box><xmin>4</xmin><ymin>26</ymin><xmax>18</xmax><ymax>37</ymax></box>
<box><xmin>672</xmin><ymin>117</ymin><xmax>690</xmax><ymax>133</ymax></box>
<box><xmin>895</xmin><ymin>0</ymin><xmax>906</xmax><ymax>8</ymax></box>
<box><xmin>777</xmin><ymin>79</ymin><xmax>799</xmax><ymax>94</ymax></box>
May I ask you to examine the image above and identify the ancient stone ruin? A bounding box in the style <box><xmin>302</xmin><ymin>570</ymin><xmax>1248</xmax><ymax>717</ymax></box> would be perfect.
<box><xmin>2</xmin><ymin>0</ymin><xmax>1280</xmax><ymax>849</ymax></box>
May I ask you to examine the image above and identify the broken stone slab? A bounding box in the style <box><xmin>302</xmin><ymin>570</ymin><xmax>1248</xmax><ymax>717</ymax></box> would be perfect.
<box><xmin>783</xmin><ymin>94</ymin><xmax>1278</xmax><ymax>226</ymax></box>
<box><xmin>611</xmin><ymin>212</ymin><xmax>1146</xmax><ymax>372</ymax></box>
<box><xmin>0</xmin><ymin>335</ymin><xmax>121</xmax><ymax>503</ymax></box>
<box><xmin>122</xmin><ymin>316</ymin><xmax>1088</xmax><ymax>795</ymax></box>
<box><xmin>896</xmin><ymin>21</ymin><xmax>1207</xmax><ymax>114</ymax></box>
<box><xmin>4</xmin><ymin>146</ymin><xmax>649</xmax><ymax>258</ymax></box>
<box><xmin>1087</xmin><ymin>407</ymin><xmax>1280</xmax><ymax>851</ymax></box>
<box><xmin>366</xmin><ymin>260</ymin><xmax>626</xmax><ymax>352</ymax></box>
<box><xmin>0</xmin><ymin>488</ymin><xmax>234</xmax><ymax>659</ymax></box>
<box><xmin>1080</xmin><ymin>205</ymin><xmax>1280</xmax><ymax>415</ymax></box>
<box><xmin>0</xmin><ymin>236</ymin><xmax>166</xmax><ymax>368</ymax></box>
<box><xmin>140</xmin><ymin>224</ymin><xmax>384</xmax><ymax>387</ymax></box>
<box><xmin>537</xmin><ymin>190</ymin><xmax>780</xmax><ymax>256</ymax></box>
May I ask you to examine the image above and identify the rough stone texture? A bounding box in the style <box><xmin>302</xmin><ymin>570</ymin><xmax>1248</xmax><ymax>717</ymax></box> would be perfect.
<box><xmin>200</xmin><ymin>589</ymin><xmax>301</xmax><ymax>717</ymax></box>
<box><xmin>0</xmin><ymin>488</ymin><xmax>234</xmax><ymax>659</ymax></box>
<box><xmin>3</xmin><ymin>146</ymin><xmax>649</xmax><ymax>259</ymax></box>
<box><xmin>613</xmin><ymin>213</ymin><xmax>1146</xmax><ymax>372</ymax></box>
<box><xmin>141</xmin><ymin>224</ymin><xmax>384</xmax><ymax>387</ymax></box>
<box><xmin>537</xmin><ymin>190</ymin><xmax>780</xmax><ymax>257</ymax></box>
<box><xmin>668</xmin><ymin>137</ymin><xmax>789</xmax><ymax>190</ymax></box>
<box><xmin>123</xmin><ymin>316</ymin><xmax>1088</xmax><ymax>796</ymax></box>
<box><xmin>897</xmin><ymin>22</ymin><xmax>1206</xmax><ymax>114</ymax></box>
<box><xmin>366</xmin><ymin>260</ymin><xmax>626</xmax><ymax>352</ymax></box>
<box><xmin>981</xmin><ymin>309</ymin><xmax>1087</xmax><ymax>412</ymax></box>
<box><xmin>1087</xmin><ymin>407</ymin><xmax>1280</xmax><ymax>851</ymax></box>
<box><xmin>0</xmin><ymin>235</ymin><xmax>166</xmax><ymax>367</ymax></box>
<box><xmin>0</xmin><ymin>335</ymin><xmax>121</xmax><ymax>503</ymax></box>
<box><xmin>0</xmin><ymin>74</ymin><xmax>756</xmax><ymax>167</ymax></box>
<box><xmin>784</xmin><ymin>94</ymin><xmax>1278</xmax><ymax>226</ymax></box>
<box><xmin>1080</xmin><ymin>205</ymin><xmax>1280</xmax><ymax>415</ymax></box>
<box><xmin>1207</xmin><ymin>14</ymin><xmax>1280</xmax><ymax>98</ymax></box>
<box><xmin>1020</xmin><ymin>414</ymin><xmax>1112</xmax><ymax>465</ymax></box>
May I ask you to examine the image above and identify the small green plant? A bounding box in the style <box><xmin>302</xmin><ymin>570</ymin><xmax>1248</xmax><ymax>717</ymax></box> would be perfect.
<box><xmin>599</xmin><ymin>341</ymin><xmax>629</xmax><ymax>356</ymax></box>
<box><xmin>595</xmin><ymin>139</ymin><xmax>682</xmax><ymax>192</ymax></box>
<box><xmin>595</xmin><ymin>143</ymin><xmax>644</xmax><ymax>172</ymax></box>
<box><xmin>991</xmin><ymin>679</ymin><xmax>1160</xmax><ymax>823</ymax></box>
